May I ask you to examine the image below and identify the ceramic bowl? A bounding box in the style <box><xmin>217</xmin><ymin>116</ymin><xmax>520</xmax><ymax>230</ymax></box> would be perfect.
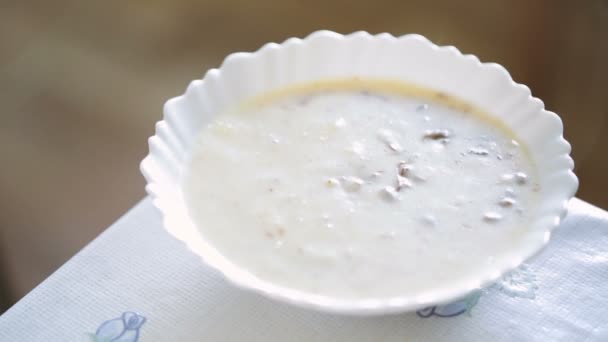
<box><xmin>140</xmin><ymin>31</ymin><xmax>578</xmax><ymax>315</ymax></box>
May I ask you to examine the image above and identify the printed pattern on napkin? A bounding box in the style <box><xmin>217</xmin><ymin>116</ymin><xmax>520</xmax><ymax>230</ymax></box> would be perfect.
<box><xmin>89</xmin><ymin>311</ymin><xmax>146</xmax><ymax>342</ymax></box>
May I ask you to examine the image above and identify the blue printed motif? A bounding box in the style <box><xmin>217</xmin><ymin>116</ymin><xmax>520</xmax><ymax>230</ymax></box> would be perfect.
<box><xmin>416</xmin><ymin>265</ymin><xmax>539</xmax><ymax>319</ymax></box>
<box><xmin>89</xmin><ymin>312</ymin><xmax>146</xmax><ymax>342</ymax></box>
<box><xmin>416</xmin><ymin>290</ymin><xmax>482</xmax><ymax>318</ymax></box>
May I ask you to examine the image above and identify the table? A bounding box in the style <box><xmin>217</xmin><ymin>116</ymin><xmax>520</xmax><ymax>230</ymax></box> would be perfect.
<box><xmin>1</xmin><ymin>198</ymin><xmax>607</xmax><ymax>341</ymax></box>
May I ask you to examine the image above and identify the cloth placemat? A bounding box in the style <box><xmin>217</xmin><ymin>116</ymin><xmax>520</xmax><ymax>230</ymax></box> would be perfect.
<box><xmin>1</xmin><ymin>198</ymin><xmax>607</xmax><ymax>341</ymax></box>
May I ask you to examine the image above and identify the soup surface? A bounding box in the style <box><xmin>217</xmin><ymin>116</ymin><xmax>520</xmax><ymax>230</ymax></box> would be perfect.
<box><xmin>184</xmin><ymin>79</ymin><xmax>539</xmax><ymax>299</ymax></box>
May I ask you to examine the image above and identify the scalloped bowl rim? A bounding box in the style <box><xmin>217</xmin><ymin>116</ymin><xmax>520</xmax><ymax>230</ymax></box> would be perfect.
<box><xmin>140</xmin><ymin>30</ymin><xmax>578</xmax><ymax>315</ymax></box>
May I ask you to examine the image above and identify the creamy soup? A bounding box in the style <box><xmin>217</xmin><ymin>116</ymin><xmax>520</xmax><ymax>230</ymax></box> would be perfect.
<box><xmin>183</xmin><ymin>79</ymin><xmax>539</xmax><ymax>300</ymax></box>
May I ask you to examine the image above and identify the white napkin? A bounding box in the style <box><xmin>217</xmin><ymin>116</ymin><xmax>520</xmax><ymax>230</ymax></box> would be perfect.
<box><xmin>1</xmin><ymin>198</ymin><xmax>607</xmax><ymax>342</ymax></box>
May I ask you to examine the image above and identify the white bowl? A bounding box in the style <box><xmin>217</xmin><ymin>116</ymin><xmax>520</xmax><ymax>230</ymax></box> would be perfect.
<box><xmin>140</xmin><ymin>31</ymin><xmax>578</xmax><ymax>315</ymax></box>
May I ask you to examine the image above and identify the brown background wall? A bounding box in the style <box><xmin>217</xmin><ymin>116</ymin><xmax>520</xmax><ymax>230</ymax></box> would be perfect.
<box><xmin>1</xmin><ymin>0</ymin><xmax>607</xmax><ymax>311</ymax></box>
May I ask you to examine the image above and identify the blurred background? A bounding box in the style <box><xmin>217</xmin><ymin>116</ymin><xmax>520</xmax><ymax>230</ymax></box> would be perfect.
<box><xmin>1</xmin><ymin>0</ymin><xmax>606</xmax><ymax>312</ymax></box>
